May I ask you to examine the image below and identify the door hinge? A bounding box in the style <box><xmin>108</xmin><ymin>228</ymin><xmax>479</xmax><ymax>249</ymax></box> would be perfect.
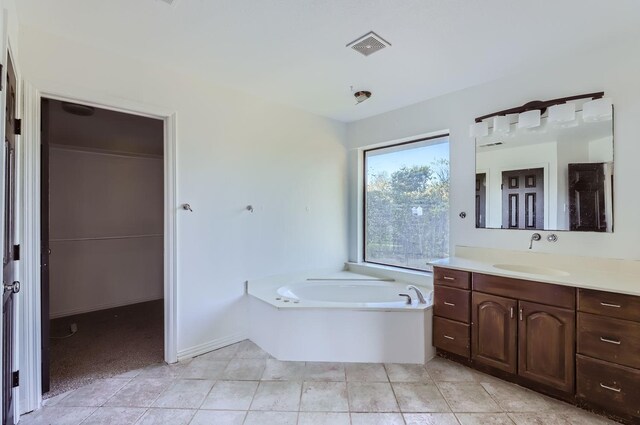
<box><xmin>13</xmin><ymin>244</ymin><xmax>20</xmax><ymax>261</ymax></box>
<box><xmin>15</xmin><ymin>118</ymin><xmax>22</xmax><ymax>135</ymax></box>
<box><xmin>12</xmin><ymin>371</ymin><xmax>19</xmax><ymax>388</ymax></box>
<box><xmin>0</xmin><ymin>64</ymin><xmax>3</xmax><ymax>91</ymax></box>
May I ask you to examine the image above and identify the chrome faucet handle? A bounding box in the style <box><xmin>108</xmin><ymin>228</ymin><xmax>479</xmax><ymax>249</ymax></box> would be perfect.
<box><xmin>399</xmin><ymin>293</ymin><xmax>412</xmax><ymax>305</ymax></box>
<box><xmin>529</xmin><ymin>233</ymin><xmax>542</xmax><ymax>249</ymax></box>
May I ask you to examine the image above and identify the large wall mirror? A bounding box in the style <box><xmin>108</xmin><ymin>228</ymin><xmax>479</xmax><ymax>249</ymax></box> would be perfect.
<box><xmin>472</xmin><ymin>93</ymin><xmax>614</xmax><ymax>232</ymax></box>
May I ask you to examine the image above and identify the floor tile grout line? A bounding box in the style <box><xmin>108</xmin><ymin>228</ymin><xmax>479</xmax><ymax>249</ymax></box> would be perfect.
<box><xmin>383</xmin><ymin>364</ymin><xmax>406</xmax><ymax>424</ymax></box>
<box><xmin>431</xmin><ymin>378</ymin><xmax>458</xmax><ymax>416</ymax></box>
<box><xmin>476</xmin><ymin>380</ymin><xmax>509</xmax><ymax>413</ymax></box>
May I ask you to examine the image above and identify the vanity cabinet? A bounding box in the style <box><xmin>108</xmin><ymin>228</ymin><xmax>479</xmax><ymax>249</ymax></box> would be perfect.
<box><xmin>433</xmin><ymin>266</ymin><xmax>640</xmax><ymax>424</ymax></box>
<box><xmin>433</xmin><ymin>269</ymin><xmax>471</xmax><ymax>358</ymax></box>
<box><xmin>518</xmin><ymin>301</ymin><xmax>575</xmax><ymax>393</ymax></box>
<box><xmin>471</xmin><ymin>292</ymin><xmax>517</xmax><ymax>373</ymax></box>
<box><xmin>576</xmin><ymin>288</ymin><xmax>640</xmax><ymax>421</ymax></box>
<box><xmin>469</xmin><ymin>273</ymin><xmax>575</xmax><ymax>393</ymax></box>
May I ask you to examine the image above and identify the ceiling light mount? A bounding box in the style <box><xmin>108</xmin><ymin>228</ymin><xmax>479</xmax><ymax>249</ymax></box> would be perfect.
<box><xmin>61</xmin><ymin>102</ymin><xmax>95</xmax><ymax>117</ymax></box>
<box><xmin>347</xmin><ymin>31</ymin><xmax>391</xmax><ymax>57</ymax></box>
<box><xmin>354</xmin><ymin>90</ymin><xmax>372</xmax><ymax>104</ymax></box>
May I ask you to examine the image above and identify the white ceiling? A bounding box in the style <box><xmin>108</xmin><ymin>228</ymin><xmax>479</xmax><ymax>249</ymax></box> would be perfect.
<box><xmin>16</xmin><ymin>0</ymin><xmax>640</xmax><ymax>122</ymax></box>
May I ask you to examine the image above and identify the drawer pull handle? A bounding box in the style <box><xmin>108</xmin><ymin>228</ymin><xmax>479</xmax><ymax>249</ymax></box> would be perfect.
<box><xmin>600</xmin><ymin>302</ymin><xmax>621</xmax><ymax>308</ymax></box>
<box><xmin>443</xmin><ymin>335</ymin><xmax>455</xmax><ymax>340</ymax></box>
<box><xmin>443</xmin><ymin>276</ymin><xmax>455</xmax><ymax>281</ymax></box>
<box><xmin>600</xmin><ymin>383</ymin><xmax>621</xmax><ymax>393</ymax></box>
<box><xmin>444</xmin><ymin>302</ymin><xmax>456</xmax><ymax>306</ymax></box>
<box><xmin>600</xmin><ymin>337</ymin><xmax>621</xmax><ymax>345</ymax></box>
<box><xmin>510</xmin><ymin>307</ymin><xmax>514</xmax><ymax>319</ymax></box>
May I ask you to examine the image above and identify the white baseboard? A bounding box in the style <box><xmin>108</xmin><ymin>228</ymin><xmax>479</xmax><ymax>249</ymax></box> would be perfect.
<box><xmin>177</xmin><ymin>332</ymin><xmax>248</xmax><ymax>362</ymax></box>
<box><xmin>49</xmin><ymin>295</ymin><xmax>164</xmax><ymax>319</ymax></box>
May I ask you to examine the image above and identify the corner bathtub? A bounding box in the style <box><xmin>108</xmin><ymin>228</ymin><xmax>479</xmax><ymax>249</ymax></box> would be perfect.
<box><xmin>248</xmin><ymin>271</ymin><xmax>435</xmax><ymax>364</ymax></box>
<box><xmin>276</xmin><ymin>279</ymin><xmax>434</xmax><ymax>308</ymax></box>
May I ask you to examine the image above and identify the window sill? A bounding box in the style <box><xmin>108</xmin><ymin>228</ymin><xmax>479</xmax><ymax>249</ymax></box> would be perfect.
<box><xmin>346</xmin><ymin>262</ymin><xmax>433</xmax><ymax>287</ymax></box>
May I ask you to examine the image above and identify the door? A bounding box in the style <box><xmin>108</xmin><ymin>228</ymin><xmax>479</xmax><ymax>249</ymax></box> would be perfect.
<box><xmin>568</xmin><ymin>163</ymin><xmax>606</xmax><ymax>232</ymax></box>
<box><xmin>501</xmin><ymin>168</ymin><xmax>544</xmax><ymax>229</ymax></box>
<box><xmin>475</xmin><ymin>173</ymin><xmax>486</xmax><ymax>228</ymax></box>
<box><xmin>518</xmin><ymin>301</ymin><xmax>575</xmax><ymax>393</ymax></box>
<box><xmin>2</xmin><ymin>53</ymin><xmax>19</xmax><ymax>425</ymax></box>
<box><xmin>472</xmin><ymin>292</ymin><xmax>517</xmax><ymax>374</ymax></box>
<box><xmin>40</xmin><ymin>99</ymin><xmax>50</xmax><ymax>394</ymax></box>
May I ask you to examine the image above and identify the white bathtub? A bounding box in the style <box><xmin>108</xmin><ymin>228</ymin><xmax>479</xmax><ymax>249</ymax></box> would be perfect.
<box><xmin>248</xmin><ymin>270</ymin><xmax>435</xmax><ymax>364</ymax></box>
<box><xmin>276</xmin><ymin>279</ymin><xmax>433</xmax><ymax>308</ymax></box>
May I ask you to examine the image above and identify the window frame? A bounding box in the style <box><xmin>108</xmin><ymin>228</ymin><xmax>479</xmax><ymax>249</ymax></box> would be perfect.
<box><xmin>362</xmin><ymin>133</ymin><xmax>451</xmax><ymax>272</ymax></box>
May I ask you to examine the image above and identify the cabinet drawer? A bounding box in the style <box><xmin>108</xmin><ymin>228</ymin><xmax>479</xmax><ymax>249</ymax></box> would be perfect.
<box><xmin>433</xmin><ymin>316</ymin><xmax>470</xmax><ymax>358</ymax></box>
<box><xmin>578</xmin><ymin>313</ymin><xmax>640</xmax><ymax>369</ymax></box>
<box><xmin>578</xmin><ymin>289</ymin><xmax>640</xmax><ymax>322</ymax></box>
<box><xmin>434</xmin><ymin>286</ymin><xmax>470</xmax><ymax>323</ymax></box>
<box><xmin>434</xmin><ymin>267</ymin><xmax>470</xmax><ymax>290</ymax></box>
<box><xmin>577</xmin><ymin>355</ymin><xmax>640</xmax><ymax>419</ymax></box>
<box><xmin>473</xmin><ymin>273</ymin><xmax>575</xmax><ymax>309</ymax></box>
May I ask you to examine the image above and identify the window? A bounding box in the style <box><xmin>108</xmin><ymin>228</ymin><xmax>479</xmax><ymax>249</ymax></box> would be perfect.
<box><xmin>364</xmin><ymin>135</ymin><xmax>450</xmax><ymax>271</ymax></box>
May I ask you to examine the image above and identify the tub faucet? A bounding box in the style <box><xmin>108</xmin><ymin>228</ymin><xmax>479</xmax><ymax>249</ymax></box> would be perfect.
<box><xmin>406</xmin><ymin>285</ymin><xmax>427</xmax><ymax>304</ymax></box>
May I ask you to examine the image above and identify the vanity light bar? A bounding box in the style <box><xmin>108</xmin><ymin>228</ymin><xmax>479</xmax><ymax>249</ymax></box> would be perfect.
<box><xmin>474</xmin><ymin>92</ymin><xmax>604</xmax><ymax>123</ymax></box>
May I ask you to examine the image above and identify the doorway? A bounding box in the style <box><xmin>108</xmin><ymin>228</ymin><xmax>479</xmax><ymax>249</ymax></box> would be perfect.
<box><xmin>40</xmin><ymin>99</ymin><xmax>165</xmax><ymax>397</ymax></box>
<box><xmin>2</xmin><ymin>51</ymin><xmax>19</xmax><ymax>425</ymax></box>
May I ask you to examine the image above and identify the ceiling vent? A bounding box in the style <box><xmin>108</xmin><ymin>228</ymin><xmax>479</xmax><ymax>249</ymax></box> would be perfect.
<box><xmin>347</xmin><ymin>31</ymin><xmax>391</xmax><ymax>57</ymax></box>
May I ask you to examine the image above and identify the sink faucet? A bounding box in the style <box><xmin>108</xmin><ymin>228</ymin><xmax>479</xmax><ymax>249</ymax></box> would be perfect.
<box><xmin>529</xmin><ymin>232</ymin><xmax>541</xmax><ymax>249</ymax></box>
<box><xmin>406</xmin><ymin>285</ymin><xmax>427</xmax><ymax>304</ymax></box>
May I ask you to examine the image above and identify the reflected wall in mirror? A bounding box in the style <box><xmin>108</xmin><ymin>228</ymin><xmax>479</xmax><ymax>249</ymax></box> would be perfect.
<box><xmin>473</xmin><ymin>93</ymin><xmax>613</xmax><ymax>232</ymax></box>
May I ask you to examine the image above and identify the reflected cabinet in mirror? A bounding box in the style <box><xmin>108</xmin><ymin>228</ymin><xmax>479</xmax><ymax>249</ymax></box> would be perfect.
<box><xmin>472</xmin><ymin>93</ymin><xmax>613</xmax><ymax>232</ymax></box>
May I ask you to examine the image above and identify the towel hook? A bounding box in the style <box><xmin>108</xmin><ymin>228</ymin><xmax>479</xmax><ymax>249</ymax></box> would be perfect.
<box><xmin>246</xmin><ymin>205</ymin><xmax>254</xmax><ymax>213</ymax></box>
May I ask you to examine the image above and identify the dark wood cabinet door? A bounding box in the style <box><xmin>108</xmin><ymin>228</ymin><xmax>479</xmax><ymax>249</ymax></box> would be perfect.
<box><xmin>518</xmin><ymin>301</ymin><xmax>575</xmax><ymax>393</ymax></box>
<box><xmin>472</xmin><ymin>292</ymin><xmax>517</xmax><ymax>374</ymax></box>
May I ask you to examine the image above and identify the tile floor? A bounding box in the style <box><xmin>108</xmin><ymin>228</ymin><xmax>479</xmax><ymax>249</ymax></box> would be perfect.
<box><xmin>21</xmin><ymin>340</ymin><xmax>620</xmax><ymax>425</ymax></box>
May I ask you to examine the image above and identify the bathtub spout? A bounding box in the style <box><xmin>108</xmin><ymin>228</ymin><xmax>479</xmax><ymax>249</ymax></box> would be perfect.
<box><xmin>406</xmin><ymin>285</ymin><xmax>427</xmax><ymax>304</ymax></box>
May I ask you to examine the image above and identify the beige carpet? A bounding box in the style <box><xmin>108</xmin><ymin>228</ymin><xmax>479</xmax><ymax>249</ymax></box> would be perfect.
<box><xmin>46</xmin><ymin>300</ymin><xmax>164</xmax><ymax>398</ymax></box>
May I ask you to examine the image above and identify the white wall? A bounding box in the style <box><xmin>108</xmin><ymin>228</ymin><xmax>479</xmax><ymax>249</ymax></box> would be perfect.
<box><xmin>48</xmin><ymin>148</ymin><xmax>164</xmax><ymax>318</ymax></box>
<box><xmin>19</xmin><ymin>26</ymin><xmax>349</xmax><ymax>355</ymax></box>
<box><xmin>347</xmin><ymin>40</ymin><xmax>640</xmax><ymax>262</ymax></box>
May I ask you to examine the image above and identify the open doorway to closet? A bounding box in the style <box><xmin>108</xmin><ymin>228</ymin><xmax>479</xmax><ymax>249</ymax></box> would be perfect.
<box><xmin>40</xmin><ymin>98</ymin><xmax>165</xmax><ymax>398</ymax></box>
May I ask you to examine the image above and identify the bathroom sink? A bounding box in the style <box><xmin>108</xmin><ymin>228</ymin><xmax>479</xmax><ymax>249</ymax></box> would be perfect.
<box><xmin>493</xmin><ymin>264</ymin><xmax>570</xmax><ymax>277</ymax></box>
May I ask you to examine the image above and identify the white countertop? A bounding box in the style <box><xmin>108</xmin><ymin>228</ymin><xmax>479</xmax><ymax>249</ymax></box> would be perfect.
<box><xmin>430</xmin><ymin>247</ymin><xmax>640</xmax><ymax>297</ymax></box>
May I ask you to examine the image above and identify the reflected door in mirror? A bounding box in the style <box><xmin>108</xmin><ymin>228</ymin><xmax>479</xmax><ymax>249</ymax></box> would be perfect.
<box><xmin>476</xmin><ymin>173</ymin><xmax>487</xmax><ymax>228</ymax></box>
<box><xmin>569</xmin><ymin>163</ymin><xmax>607</xmax><ymax>232</ymax></box>
<box><xmin>501</xmin><ymin>168</ymin><xmax>544</xmax><ymax>230</ymax></box>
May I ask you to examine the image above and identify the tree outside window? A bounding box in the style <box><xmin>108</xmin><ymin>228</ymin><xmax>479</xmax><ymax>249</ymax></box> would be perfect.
<box><xmin>364</xmin><ymin>136</ymin><xmax>450</xmax><ymax>271</ymax></box>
